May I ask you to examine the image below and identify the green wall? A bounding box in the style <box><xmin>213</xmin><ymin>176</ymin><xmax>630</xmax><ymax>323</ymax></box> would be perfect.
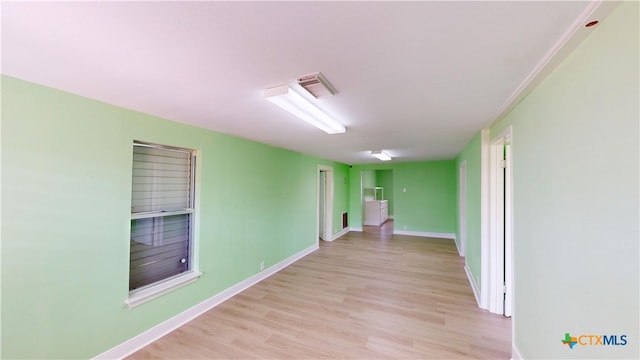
<box><xmin>361</xmin><ymin>169</ymin><xmax>394</xmax><ymax>215</ymax></box>
<box><xmin>376</xmin><ymin>169</ymin><xmax>394</xmax><ymax>215</ymax></box>
<box><xmin>489</xmin><ymin>2</ymin><xmax>638</xmax><ymax>358</ymax></box>
<box><xmin>361</xmin><ymin>169</ymin><xmax>376</xmax><ymax>189</ymax></box>
<box><xmin>0</xmin><ymin>76</ymin><xmax>349</xmax><ymax>359</ymax></box>
<box><xmin>455</xmin><ymin>132</ymin><xmax>482</xmax><ymax>287</ymax></box>
<box><xmin>330</xmin><ymin>164</ymin><xmax>350</xmax><ymax>234</ymax></box>
<box><xmin>6</xmin><ymin>5</ymin><xmax>636</xmax><ymax>360</ymax></box>
<box><xmin>349</xmin><ymin>161</ymin><xmax>456</xmax><ymax>235</ymax></box>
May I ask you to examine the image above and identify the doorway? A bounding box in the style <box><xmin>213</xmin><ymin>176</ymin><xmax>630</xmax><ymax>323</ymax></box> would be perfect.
<box><xmin>486</xmin><ymin>126</ymin><xmax>513</xmax><ymax>317</ymax></box>
<box><xmin>360</xmin><ymin>169</ymin><xmax>393</xmax><ymax>228</ymax></box>
<box><xmin>458</xmin><ymin>161</ymin><xmax>467</xmax><ymax>257</ymax></box>
<box><xmin>318</xmin><ymin>165</ymin><xmax>334</xmax><ymax>242</ymax></box>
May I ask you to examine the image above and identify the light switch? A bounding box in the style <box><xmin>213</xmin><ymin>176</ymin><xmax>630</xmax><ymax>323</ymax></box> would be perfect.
<box><xmin>403</xmin><ymin>188</ymin><xmax>407</xmax><ymax>193</ymax></box>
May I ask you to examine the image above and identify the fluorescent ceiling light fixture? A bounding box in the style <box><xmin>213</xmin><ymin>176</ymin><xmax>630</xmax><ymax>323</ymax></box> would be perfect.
<box><xmin>371</xmin><ymin>150</ymin><xmax>392</xmax><ymax>161</ymax></box>
<box><xmin>264</xmin><ymin>85</ymin><xmax>346</xmax><ymax>134</ymax></box>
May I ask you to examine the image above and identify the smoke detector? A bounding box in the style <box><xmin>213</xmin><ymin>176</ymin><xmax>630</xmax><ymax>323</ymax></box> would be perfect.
<box><xmin>297</xmin><ymin>72</ymin><xmax>337</xmax><ymax>98</ymax></box>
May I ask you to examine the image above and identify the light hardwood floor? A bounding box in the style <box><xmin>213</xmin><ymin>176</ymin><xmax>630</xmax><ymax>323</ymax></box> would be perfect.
<box><xmin>128</xmin><ymin>221</ymin><xmax>511</xmax><ymax>359</ymax></box>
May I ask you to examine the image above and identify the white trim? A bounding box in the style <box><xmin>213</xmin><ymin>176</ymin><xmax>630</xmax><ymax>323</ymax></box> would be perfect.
<box><xmin>485</xmin><ymin>126</ymin><xmax>513</xmax><ymax>316</ymax></box>
<box><xmin>392</xmin><ymin>230</ymin><xmax>456</xmax><ymax>240</ymax></box>
<box><xmin>331</xmin><ymin>227</ymin><xmax>350</xmax><ymax>241</ymax></box>
<box><xmin>480</xmin><ymin>129</ymin><xmax>490</xmax><ymax>310</ymax></box>
<box><xmin>359</xmin><ymin>170</ymin><xmax>365</xmax><ymax>228</ymax></box>
<box><xmin>492</xmin><ymin>126</ymin><xmax>514</xmax><ymax>146</ymax></box>
<box><xmin>511</xmin><ymin>344</ymin><xmax>523</xmax><ymax>360</ymax></box>
<box><xmin>488</xmin><ymin>133</ymin><xmax>503</xmax><ymax>314</ymax></box>
<box><xmin>318</xmin><ymin>170</ymin><xmax>326</xmax><ymax>240</ymax></box>
<box><xmin>125</xmin><ymin>271</ymin><xmax>202</xmax><ymax>308</ymax></box>
<box><xmin>349</xmin><ymin>226</ymin><xmax>363</xmax><ymax>232</ymax></box>
<box><xmin>490</xmin><ymin>1</ymin><xmax>608</xmax><ymax>126</ymax></box>
<box><xmin>191</xmin><ymin>149</ymin><xmax>203</xmax><ymax>287</ymax></box>
<box><xmin>504</xmin><ymin>142</ymin><xmax>513</xmax><ymax>317</ymax></box>
<box><xmin>453</xmin><ymin>236</ymin><xmax>463</xmax><ymax>255</ymax></box>
<box><xmin>94</xmin><ymin>243</ymin><xmax>318</xmax><ymax>360</ymax></box>
<box><xmin>128</xmin><ymin>142</ymin><xmax>200</xmax><ymax>305</ymax></box>
<box><xmin>464</xmin><ymin>264</ymin><xmax>481</xmax><ymax>307</ymax></box>
<box><xmin>458</xmin><ymin>160</ymin><xmax>467</xmax><ymax>257</ymax></box>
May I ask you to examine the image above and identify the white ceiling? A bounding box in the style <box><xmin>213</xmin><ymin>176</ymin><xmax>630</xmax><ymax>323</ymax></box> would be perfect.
<box><xmin>1</xmin><ymin>1</ymin><xmax>613</xmax><ymax>164</ymax></box>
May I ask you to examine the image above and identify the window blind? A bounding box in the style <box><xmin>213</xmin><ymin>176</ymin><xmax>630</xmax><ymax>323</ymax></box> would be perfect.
<box><xmin>130</xmin><ymin>143</ymin><xmax>194</xmax><ymax>291</ymax></box>
<box><xmin>131</xmin><ymin>146</ymin><xmax>192</xmax><ymax>213</ymax></box>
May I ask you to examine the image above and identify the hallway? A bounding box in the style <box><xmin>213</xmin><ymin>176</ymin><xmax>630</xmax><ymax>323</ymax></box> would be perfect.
<box><xmin>129</xmin><ymin>225</ymin><xmax>511</xmax><ymax>359</ymax></box>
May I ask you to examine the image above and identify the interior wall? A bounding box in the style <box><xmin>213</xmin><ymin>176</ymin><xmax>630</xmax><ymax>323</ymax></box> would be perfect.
<box><xmin>0</xmin><ymin>76</ymin><xmax>349</xmax><ymax>359</ymax></box>
<box><xmin>455</xmin><ymin>132</ymin><xmax>482</xmax><ymax>286</ymax></box>
<box><xmin>361</xmin><ymin>169</ymin><xmax>376</xmax><ymax>190</ymax></box>
<box><xmin>376</xmin><ymin>169</ymin><xmax>394</xmax><ymax>216</ymax></box>
<box><xmin>331</xmin><ymin>165</ymin><xmax>350</xmax><ymax>234</ymax></box>
<box><xmin>489</xmin><ymin>2</ymin><xmax>638</xmax><ymax>358</ymax></box>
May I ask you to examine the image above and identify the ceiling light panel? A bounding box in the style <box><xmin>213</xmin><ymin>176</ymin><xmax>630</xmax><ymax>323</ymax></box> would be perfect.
<box><xmin>371</xmin><ymin>150</ymin><xmax>392</xmax><ymax>161</ymax></box>
<box><xmin>265</xmin><ymin>85</ymin><xmax>345</xmax><ymax>134</ymax></box>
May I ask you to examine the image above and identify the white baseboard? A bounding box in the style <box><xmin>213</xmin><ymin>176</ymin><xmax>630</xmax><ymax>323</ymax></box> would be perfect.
<box><xmin>511</xmin><ymin>344</ymin><xmax>523</xmax><ymax>360</ymax></box>
<box><xmin>331</xmin><ymin>227</ymin><xmax>349</xmax><ymax>241</ymax></box>
<box><xmin>349</xmin><ymin>226</ymin><xmax>363</xmax><ymax>232</ymax></box>
<box><xmin>93</xmin><ymin>243</ymin><xmax>319</xmax><ymax>359</ymax></box>
<box><xmin>464</xmin><ymin>264</ymin><xmax>481</xmax><ymax>307</ymax></box>
<box><xmin>392</xmin><ymin>230</ymin><xmax>456</xmax><ymax>240</ymax></box>
<box><xmin>454</xmin><ymin>238</ymin><xmax>463</xmax><ymax>256</ymax></box>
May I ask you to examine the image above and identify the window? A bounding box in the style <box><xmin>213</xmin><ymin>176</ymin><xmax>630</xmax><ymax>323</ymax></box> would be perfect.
<box><xmin>128</xmin><ymin>141</ymin><xmax>199</xmax><ymax>306</ymax></box>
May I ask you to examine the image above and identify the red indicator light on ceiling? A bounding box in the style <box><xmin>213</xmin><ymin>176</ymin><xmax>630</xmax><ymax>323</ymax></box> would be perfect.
<box><xmin>585</xmin><ymin>20</ymin><xmax>599</xmax><ymax>28</ymax></box>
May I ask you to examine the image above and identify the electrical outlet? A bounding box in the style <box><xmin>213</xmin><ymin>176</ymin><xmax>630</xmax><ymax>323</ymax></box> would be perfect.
<box><xmin>260</xmin><ymin>261</ymin><xmax>264</xmax><ymax>271</ymax></box>
<box><xmin>403</xmin><ymin>225</ymin><xmax>407</xmax><ymax>230</ymax></box>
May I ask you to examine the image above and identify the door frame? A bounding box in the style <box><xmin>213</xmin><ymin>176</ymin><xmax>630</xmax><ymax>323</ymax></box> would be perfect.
<box><xmin>317</xmin><ymin>165</ymin><xmax>334</xmax><ymax>242</ymax></box>
<box><xmin>319</xmin><ymin>171</ymin><xmax>326</xmax><ymax>240</ymax></box>
<box><xmin>458</xmin><ymin>161</ymin><xmax>467</xmax><ymax>257</ymax></box>
<box><xmin>482</xmin><ymin>125</ymin><xmax>513</xmax><ymax>317</ymax></box>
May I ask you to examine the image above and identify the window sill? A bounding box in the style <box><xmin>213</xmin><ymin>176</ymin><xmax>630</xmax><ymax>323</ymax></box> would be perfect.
<box><xmin>125</xmin><ymin>271</ymin><xmax>202</xmax><ymax>308</ymax></box>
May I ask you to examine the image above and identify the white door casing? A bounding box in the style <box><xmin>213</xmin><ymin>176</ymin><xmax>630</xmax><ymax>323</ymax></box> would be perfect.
<box><xmin>459</xmin><ymin>161</ymin><xmax>467</xmax><ymax>257</ymax></box>
<box><xmin>483</xmin><ymin>126</ymin><xmax>513</xmax><ymax>317</ymax></box>
<box><xmin>319</xmin><ymin>171</ymin><xmax>326</xmax><ymax>240</ymax></box>
<box><xmin>504</xmin><ymin>143</ymin><xmax>513</xmax><ymax>317</ymax></box>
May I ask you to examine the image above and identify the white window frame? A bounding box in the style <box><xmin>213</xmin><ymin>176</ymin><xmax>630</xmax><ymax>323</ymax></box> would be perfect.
<box><xmin>126</xmin><ymin>141</ymin><xmax>201</xmax><ymax>308</ymax></box>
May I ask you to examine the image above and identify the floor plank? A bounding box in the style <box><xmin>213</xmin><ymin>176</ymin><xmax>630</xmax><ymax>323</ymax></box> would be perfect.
<box><xmin>127</xmin><ymin>221</ymin><xmax>511</xmax><ymax>359</ymax></box>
